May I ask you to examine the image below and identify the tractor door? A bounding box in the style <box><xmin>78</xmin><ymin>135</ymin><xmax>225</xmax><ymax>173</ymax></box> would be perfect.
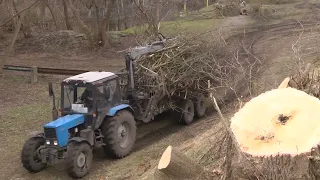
<box><xmin>94</xmin><ymin>78</ymin><xmax>120</xmax><ymax>110</ymax></box>
<box><xmin>93</xmin><ymin>78</ymin><xmax>121</xmax><ymax>129</ymax></box>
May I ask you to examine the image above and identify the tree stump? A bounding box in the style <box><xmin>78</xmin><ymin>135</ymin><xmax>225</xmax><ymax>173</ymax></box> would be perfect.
<box><xmin>154</xmin><ymin>146</ymin><xmax>205</xmax><ymax>180</ymax></box>
<box><xmin>230</xmin><ymin>87</ymin><xmax>320</xmax><ymax>179</ymax></box>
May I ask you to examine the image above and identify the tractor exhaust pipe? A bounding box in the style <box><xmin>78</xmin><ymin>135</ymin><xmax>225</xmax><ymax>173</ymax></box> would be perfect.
<box><xmin>48</xmin><ymin>82</ymin><xmax>58</xmax><ymax>121</ymax></box>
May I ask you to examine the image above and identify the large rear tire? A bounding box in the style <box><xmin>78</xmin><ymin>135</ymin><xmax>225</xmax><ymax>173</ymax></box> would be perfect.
<box><xmin>102</xmin><ymin>110</ymin><xmax>136</xmax><ymax>158</ymax></box>
<box><xmin>21</xmin><ymin>137</ymin><xmax>47</xmax><ymax>173</ymax></box>
<box><xmin>66</xmin><ymin>142</ymin><xmax>93</xmax><ymax>178</ymax></box>
<box><xmin>177</xmin><ymin>99</ymin><xmax>195</xmax><ymax>125</ymax></box>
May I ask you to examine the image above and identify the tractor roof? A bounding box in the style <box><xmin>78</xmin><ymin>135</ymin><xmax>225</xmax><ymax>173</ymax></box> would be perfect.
<box><xmin>63</xmin><ymin>71</ymin><xmax>116</xmax><ymax>83</ymax></box>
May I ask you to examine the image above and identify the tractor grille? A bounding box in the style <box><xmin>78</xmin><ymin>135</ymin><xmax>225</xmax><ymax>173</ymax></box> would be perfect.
<box><xmin>44</xmin><ymin>128</ymin><xmax>57</xmax><ymax>138</ymax></box>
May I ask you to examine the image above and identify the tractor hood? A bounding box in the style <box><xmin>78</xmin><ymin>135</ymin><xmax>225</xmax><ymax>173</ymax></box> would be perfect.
<box><xmin>44</xmin><ymin>114</ymin><xmax>85</xmax><ymax>129</ymax></box>
<box><xmin>43</xmin><ymin>114</ymin><xmax>85</xmax><ymax>147</ymax></box>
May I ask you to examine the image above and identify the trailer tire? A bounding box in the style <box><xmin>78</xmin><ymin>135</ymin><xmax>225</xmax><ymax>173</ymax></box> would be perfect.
<box><xmin>21</xmin><ymin>137</ymin><xmax>47</xmax><ymax>173</ymax></box>
<box><xmin>177</xmin><ymin>99</ymin><xmax>195</xmax><ymax>125</ymax></box>
<box><xmin>66</xmin><ymin>142</ymin><xmax>93</xmax><ymax>178</ymax></box>
<box><xmin>102</xmin><ymin>110</ymin><xmax>136</xmax><ymax>159</ymax></box>
<box><xmin>195</xmin><ymin>94</ymin><xmax>206</xmax><ymax>118</ymax></box>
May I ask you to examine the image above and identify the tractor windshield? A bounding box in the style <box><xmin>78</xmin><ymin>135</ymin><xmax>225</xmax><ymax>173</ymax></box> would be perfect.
<box><xmin>62</xmin><ymin>79</ymin><xmax>119</xmax><ymax>113</ymax></box>
<box><xmin>63</xmin><ymin>85</ymin><xmax>88</xmax><ymax>111</ymax></box>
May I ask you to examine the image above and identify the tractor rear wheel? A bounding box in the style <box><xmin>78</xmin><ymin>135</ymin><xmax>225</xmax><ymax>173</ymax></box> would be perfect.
<box><xmin>66</xmin><ymin>142</ymin><xmax>93</xmax><ymax>178</ymax></box>
<box><xmin>21</xmin><ymin>137</ymin><xmax>47</xmax><ymax>173</ymax></box>
<box><xmin>102</xmin><ymin>110</ymin><xmax>136</xmax><ymax>159</ymax></box>
<box><xmin>177</xmin><ymin>99</ymin><xmax>195</xmax><ymax>125</ymax></box>
<box><xmin>194</xmin><ymin>94</ymin><xmax>206</xmax><ymax>118</ymax></box>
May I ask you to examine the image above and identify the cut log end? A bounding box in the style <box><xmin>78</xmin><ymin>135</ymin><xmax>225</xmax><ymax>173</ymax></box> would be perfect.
<box><xmin>230</xmin><ymin>87</ymin><xmax>320</xmax><ymax>179</ymax></box>
<box><xmin>158</xmin><ymin>145</ymin><xmax>172</xmax><ymax>169</ymax></box>
<box><xmin>154</xmin><ymin>145</ymin><xmax>205</xmax><ymax>180</ymax></box>
<box><xmin>231</xmin><ymin>87</ymin><xmax>320</xmax><ymax>156</ymax></box>
<box><xmin>278</xmin><ymin>77</ymin><xmax>290</xmax><ymax>89</ymax></box>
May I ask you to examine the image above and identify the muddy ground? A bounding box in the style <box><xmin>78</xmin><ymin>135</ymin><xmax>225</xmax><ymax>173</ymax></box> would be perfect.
<box><xmin>1</xmin><ymin>0</ymin><xmax>320</xmax><ymax>179</ymax></box>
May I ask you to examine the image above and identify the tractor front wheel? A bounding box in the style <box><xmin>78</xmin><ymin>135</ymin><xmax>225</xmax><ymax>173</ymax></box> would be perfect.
<box><xmin>66</xmin><ymin>142</ymin><xmax>93</xmax><ymax>178</ymax></box>
<box><xmin>21</xmin><ymin>137</ymin><xmax>47</xmax><ymax>173</ymax></box>
<box><xmin>102</xmin><ymin>110</ymin><xmax>136</xmax><ymax>159</ymax></box>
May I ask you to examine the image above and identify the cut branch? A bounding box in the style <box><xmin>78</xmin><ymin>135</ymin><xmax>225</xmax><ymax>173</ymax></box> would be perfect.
<box><xmin>154</xmin><ymin>145</ymin><xmax>205</xmax><ymax>180</ymax></box>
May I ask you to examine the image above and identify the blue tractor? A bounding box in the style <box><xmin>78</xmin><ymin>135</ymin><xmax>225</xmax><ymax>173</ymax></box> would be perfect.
<box><xmin>20</xmin><ymin>35</ymin><xmax>208</xmax><ymax>178</ymax></box>
<box><xmin>21</xmin><ymin>71</ymin><xmax>137</xmax><ymax>178</ymax></box>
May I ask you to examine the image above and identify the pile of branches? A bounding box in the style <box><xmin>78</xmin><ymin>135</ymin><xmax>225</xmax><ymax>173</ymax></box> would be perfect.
<box><xmin>289</xmin><ymin>63</ymin><xmax>320</xmax><ymax>98</ymax></box>
<box><xmin>133</xmin><ymin>34</ymin><xmax>238</xmax><ymax>96</ymax></box>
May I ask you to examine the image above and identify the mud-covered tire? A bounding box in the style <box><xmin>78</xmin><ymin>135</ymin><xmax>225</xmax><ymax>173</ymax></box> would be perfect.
<box><xmin>102</xmin><ymin>110</ymin><xmax>136</xmax><ymax>159</ymax></box>
<box><xmin>194</xmin><ymin>94</ymin><xmax>206</xmax><ymax>118</ymax></box>
<box><xmin>66</xmin><ymin>142</ymin><xmax>93</xmax><ymax>178</ymax></box>
<box><xmin>21</xmin><ymin>137</ymin><xmax>47</xmax><ymax>173</ymax></box>
<box><xmin>177</xmin><ymin>99</ymin><xmax>195</xmax><ymax>125</ymax></box>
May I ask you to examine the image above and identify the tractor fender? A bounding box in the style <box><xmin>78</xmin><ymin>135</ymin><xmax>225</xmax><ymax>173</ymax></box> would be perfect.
<box><xmin>28</xmin><ymin>131</ymin><xmax>44</xmax><ymax>139</ymax></box>
<box><xmin>107</xmin><ymin>104</ymin><xmax>134</xmax><ymax>117</ymax></box>
<box><xmin>69</xmin><ymin>137</ymin><xmax>93</xmax><ymax>147</ymax></box>
<box><xmin>69</xmin><ymin>129</ymin><xmax>95</xmax><ymax>146</ymax></box>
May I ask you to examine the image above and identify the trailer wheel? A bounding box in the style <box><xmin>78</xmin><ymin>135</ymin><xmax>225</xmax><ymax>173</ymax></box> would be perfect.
<box><xmin>102</xmin><ymin>110</ymin><xmax>136</xmax><ymax>158</ymax></box>
<box><xmin>177</xmin><ymin>99</ymin><xmax>195</xmax><ymax>125</ymax></box>
<box><xmin>195</xmin><ymin>94</ymin><xmax>206</xmax><ymax>118</ymax></box>
<box><xmin>21</xmin><ymin>137</ymin><xmax>47</xmax><ymax>173</ymax></box>
<box><xmin>66</xmin><ymin>142</ymin><xmax>93</xmax><ymax>178</ymax></box>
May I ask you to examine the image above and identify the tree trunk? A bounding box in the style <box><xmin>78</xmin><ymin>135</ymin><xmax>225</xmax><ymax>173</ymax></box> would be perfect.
<box><xmin>68</xmin><ymin>0</ymin><xmax>93</xmax><ymax>46</ymax></box>
<box><xmin>62</xmin><ymin>0</ymin><xmax>72</xmax><ymax>30</ymax></box>
<box><xmin>12</xmin><ymin>0</ymin><xmax>32</xmax><ymax>38</ymax></box>
<box><xmin>154</xmin><ymin>0</ymin><xmax>161</xmax><ymax>33</ymax></box>
<box><xmin>41</xmin><ymin>0</ymin><xmax>59</xmax><ymax>30</ymax></box>
<box><xmin>230</xmin><ymin>87</ymin><xmax>320</xmax><ymax>180</ymax></box>
<box><xmin>120</xmin><ymin>0</ymin><xmax>128</xmax><ymax>29</ymax></box>
<box><xmin>99</xmin><ymin>0</ymin><xmax>116</xmax><ymax>48</ymax></box>
<box><xmin>232</xmin><ymin>151</ymin><xmax>320</xmax><ymax>179</ymax></box>
<box><xmin>116</xmin><ymin>0</ymin><xmax>121</xmax><ymax>31</ymax></box>
<box><xmin>153</xmin><ymin>145</ymin><xmax>205</xmax><ymax>180</ymax></box>
<box><xmin>0</xmin><ymin>11</ymin><xmax>26</xmax><ymax>74</ymax></box>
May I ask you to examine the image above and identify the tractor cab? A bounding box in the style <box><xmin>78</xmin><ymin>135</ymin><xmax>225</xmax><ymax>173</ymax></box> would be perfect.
<box><xmin>59</xmin><ymin>71</ymin><xmax>121</xmax><ymax>117</ymax></box>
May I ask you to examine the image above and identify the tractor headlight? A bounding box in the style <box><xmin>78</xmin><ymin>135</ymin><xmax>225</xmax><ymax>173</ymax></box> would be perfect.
<box><xmin>53</xmin><ymin>140</ymin><xmax>58</xmax><ymax>146</ymax></box>
<box><xmin>46</xmin><ymin>140</ymin><xmax>50</xmax><ymax>145</ymax></box>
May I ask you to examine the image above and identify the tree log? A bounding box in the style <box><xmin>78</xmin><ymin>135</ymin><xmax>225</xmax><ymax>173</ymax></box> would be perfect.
<box><xmin>154</xmin><ymin>146</ymin><xmax>205</xmax><ymax>180</ymax></box>
<box><xmin>230</xmin><ymin>87</ymin><xmax>320</xmax><ymax>179</ymax></box>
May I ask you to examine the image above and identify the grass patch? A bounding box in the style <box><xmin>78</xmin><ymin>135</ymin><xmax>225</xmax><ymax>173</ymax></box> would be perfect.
<box><xmin>1</xmin><ymin>103</ymin><xmax>52</xmax><ymax>137</ymax></box>
<box><xmin>122</xmin><ymin>18</ymin><xmax>220</xmax><ymax>37</ymax></box>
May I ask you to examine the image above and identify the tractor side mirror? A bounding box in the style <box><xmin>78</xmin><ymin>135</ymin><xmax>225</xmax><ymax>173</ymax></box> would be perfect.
<box><xmin>48</xmin><ymin>82</ymin><xmax>54</xmax><ymax>97</ymax></box>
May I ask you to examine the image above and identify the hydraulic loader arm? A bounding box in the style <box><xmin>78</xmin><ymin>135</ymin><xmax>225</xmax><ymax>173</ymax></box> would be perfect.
<box><xmin>125</xmin><ymin>33</ymin><xmax>169</xmax><ymax>92</ymax></box>
<box><xmin>126</xmin><ymin>33</ymin><xmax>168</xmax><ymax>60</ymax></box>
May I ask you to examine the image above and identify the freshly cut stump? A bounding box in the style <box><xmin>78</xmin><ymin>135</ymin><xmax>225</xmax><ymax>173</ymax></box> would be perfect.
<box><xmin>230</xmin><ymin>87</ymin><xmax>320</xmax><ymax>179</ymax></box>
<box><xmin>154</xmin><ymin>146</ymin><xmax>204</xmax><ymax>180</ymax></box>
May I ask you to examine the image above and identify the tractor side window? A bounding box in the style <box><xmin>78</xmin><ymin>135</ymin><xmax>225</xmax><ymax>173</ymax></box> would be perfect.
<box><xmin>105</xmin><ymin>80</ymin><xmax>118</xmax><ymax>105</ymax></box>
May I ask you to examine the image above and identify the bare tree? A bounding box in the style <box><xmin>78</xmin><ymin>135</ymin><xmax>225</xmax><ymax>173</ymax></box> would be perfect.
<box><xmin>62</xmin><ymin>0</ymin><xmax>72</xmax><ymax>30</ymax></box>
<box><xmin>68</xmin><ymin>0</ymin><xmax>116</xmax><ymax>47</ymax></box>
<box><xmin>0</xmin><ymin>0</ymin><xmax>39</xmax><ymax>73</ymax></box>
